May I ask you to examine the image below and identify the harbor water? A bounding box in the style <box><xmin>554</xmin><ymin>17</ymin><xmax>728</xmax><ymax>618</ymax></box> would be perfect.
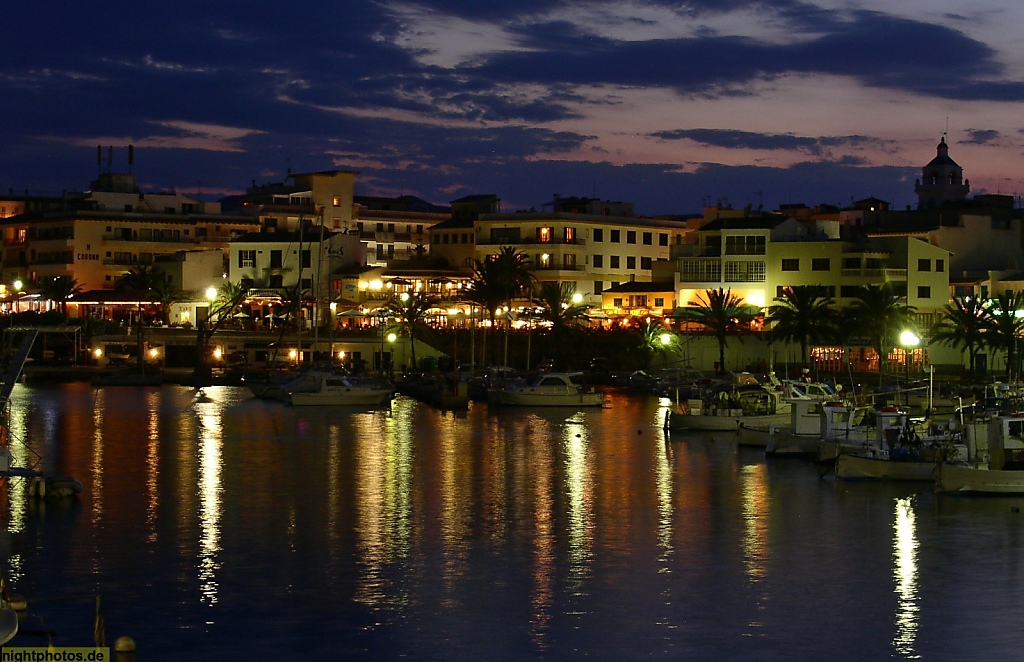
<box><xmin>2</xmin><ymin>383</ymin><xmax>1023</xmax><ymax>660</ymax></box>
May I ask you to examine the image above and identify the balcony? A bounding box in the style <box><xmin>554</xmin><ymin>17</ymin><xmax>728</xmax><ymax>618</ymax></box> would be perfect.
<box><xmin>677</xmin><ymin>257</ymin><xmax>722</xmax><ymax>283</ymax></box>
<box><xmin>840</xmin><ymin>268</ymin><xmax>908</xmax><ymax>281</ymax></box>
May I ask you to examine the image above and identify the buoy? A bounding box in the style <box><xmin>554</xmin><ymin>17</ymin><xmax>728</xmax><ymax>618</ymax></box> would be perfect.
<box><xmin>8</xmin><ymin>594</ymin><xmax>27</xmax><ymax>611</ymax></box>
<box><xmin>115</xmin><ymin>636</ymin><xmax>136</xmax><ymax>653</ymax></box>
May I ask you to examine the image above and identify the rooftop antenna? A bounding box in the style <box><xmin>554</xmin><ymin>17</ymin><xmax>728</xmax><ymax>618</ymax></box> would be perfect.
<box><xmin>96</xmin><ymin>145</ymin><xmax>102</xmax><ymax>177</ymax></box>
<box><xmin>128</xmin><ymin>144</ymin><xmax>134</xmax><ymax>174</ymax></box>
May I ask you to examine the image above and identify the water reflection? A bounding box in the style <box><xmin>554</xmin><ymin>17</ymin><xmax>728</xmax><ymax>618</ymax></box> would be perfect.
<box><xmin>353</xmin><ymin>405</ymin><xmax>413</xmax><ymax>609</ymax></box>
<box><xmin>196</xmin><ymin>396</ymin><xmax>224</xmax><ymax>606</ymax></box>
<box><xmin>892</xmin><ymin>496</ymin><xmax>919</xmax><ymax>658</ymax></box>
<box><xmin>563</xmin><ymin>415</ymin><xmax>592</xmax><ymax>593</ymax></box>
<box><xmin>740</xmin><ymin>464</ymin><xmax>769</xmax><ymax>582</ymax></box>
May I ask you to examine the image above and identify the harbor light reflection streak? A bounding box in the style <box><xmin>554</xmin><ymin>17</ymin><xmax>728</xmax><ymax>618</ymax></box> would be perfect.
<box><xmin>197</xmin><ymin>407</ymin><xmax>223</xmax><ymax>606</ymax></box>
<box><xmin>893</xmin><ymin>496</ymin><xmax>919</xmax><ymax>658</ymax></box>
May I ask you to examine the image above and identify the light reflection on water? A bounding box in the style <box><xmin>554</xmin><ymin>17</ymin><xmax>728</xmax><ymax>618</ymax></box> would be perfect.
<box><xmin>893</xmin><ymin>496</ymin><xmax>919</xmax><ymax>658</ymax></box>
<box><xmin>0</xmin><ymin>384</ymin><xmax>1023</xmax><ymax>659</ymax></box>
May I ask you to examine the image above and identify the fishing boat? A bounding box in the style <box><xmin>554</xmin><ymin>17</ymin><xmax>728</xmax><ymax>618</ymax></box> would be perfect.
<box><xmin>665</xmin><ymin>376</ymin><xmax>792</xmax><ymax>432</ymax></box>
<box><xmin>936</xmin><ymin>414</ymin><xmax>1024</xmax><ymax>495</ymax></box>
<box><xmin>492</xmin><ymin>372</ymin><xmax>604</xmax><ymax>407</ymax></box>
<box><xmin>287</xmin><ymin>371</ymin><xmax>394</xmax><ymax>407</ymax></box>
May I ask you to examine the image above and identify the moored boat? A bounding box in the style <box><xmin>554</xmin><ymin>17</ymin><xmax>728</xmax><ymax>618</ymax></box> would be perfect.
<box><xmin>492</xmin><ymin>372</ymin><xmax>603</xmax><ymax>407</ymax></box>
<box><xmin>287</xmin><ymin>371</ymin><xmax>394</xmax><ymax>407</ymax></box>
<box><xmin>936</xmin><ymin>414</ymin><xmax>1024</xmax><ymax>495</ymax></box>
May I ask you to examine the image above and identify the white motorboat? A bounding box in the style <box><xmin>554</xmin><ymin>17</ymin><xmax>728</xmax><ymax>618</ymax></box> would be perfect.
<box><xmin>492</xmin><ymin>372</ymin><xmax>604</xmax><ymax>407</ymax></box>
<box><xmin>666</xmin><ymin>379</ymin><xmax>792</xmax><ymax>432</ymax></box>
<box><xmin>287</xmin><ymin>371</ymin><xmax>394</xmax><ymax>407</ymax></box>
<box><xmin>936</xmin><ymin>414</ymin><xmax>1024</xmax><ymax>494</ymax></box>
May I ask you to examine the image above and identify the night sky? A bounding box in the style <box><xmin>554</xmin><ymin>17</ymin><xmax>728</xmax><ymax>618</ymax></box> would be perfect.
<box><xmin>4</xmin><ymin>1</ymin><xmax>1024</xmax><ymax>215</ymax></box>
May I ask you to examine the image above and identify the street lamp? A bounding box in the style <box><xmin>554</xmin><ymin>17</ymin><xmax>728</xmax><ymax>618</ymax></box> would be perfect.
<box><xmin>900</xmin><ymin>330</ymin><xmax>920</xmax><ymax>408</ymax></box>
<box><xmin>12</xmin><ymin>280</ymin><xmax>22</xmax><ymax>314</ymax></box>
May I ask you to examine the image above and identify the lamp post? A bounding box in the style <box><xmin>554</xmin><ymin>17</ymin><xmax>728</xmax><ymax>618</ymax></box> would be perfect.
<box><xmin>329</xmin><ymin>301</ymin><xmax>337</xmax><ymax>363</ymax></box>
<box><xmin>12</xmin><ymin>280</ymin><xmax>22</xmax><ymax>314</ymax></box>
<box><xmin>900</xmin><ymin>330</ymin><xmax>920</xmax><ymax>408</ymax></box>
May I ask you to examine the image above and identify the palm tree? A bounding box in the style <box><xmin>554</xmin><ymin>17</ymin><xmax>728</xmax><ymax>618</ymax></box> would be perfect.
<box><xmin>930</xmin><ymin>296</ymin><xmax>989</xmax><ymax>378</ymax></box>
<box><xmin>491</xmin><ymin>247</ymin><xmax>534</xmax><ymax>366</ymax></box>
<box><xmin>845</xmin><ymin>284</ymin><xmax>916</xmax><ymax>378</ymax></box>
<box><xmin>40</xmin><ymin>276</ymin><xmax>83</xmax><ymax>317</ymax></box>
<box><xmin>194</xmin><ymin>280</ymin><xmax>252</xmax><ymax>380</ymax></box>
<box><xmin>984</xmin><ymin>291</ymin><xmax>1024</xmax><ymax>381</ymax></box>
<box><xmin>766</xmin><ymin>286</ymin><xmax>839</xmax><ymax>367</ymax></box>
<box><xmin>675</xmin><ymin>288</ymin><xmax>757</xmax><ymax>374</ymax></box>
<box><xmin>467</xmin><ymin>248</ymin><xmax>532</xmax><ymax>365</ymax></box>
<box><xmin>385</xmin><ymin>292</ymin><xmax>438</xmax><ymax>371</ymax></box>
<box><xmin>534</xmin><ymin>281</ymin><xmax>587</xmax><ymax>332</ymax></box>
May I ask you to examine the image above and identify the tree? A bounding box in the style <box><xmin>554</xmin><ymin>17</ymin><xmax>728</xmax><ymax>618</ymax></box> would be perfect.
<box><xmin>929</xmin><ymin>296</ymin><xmax>989</xmax><ymax>378</ymax></box>
<box><xmin>466</xmin><ymin>247</ymin><xmax>533</xmax><ymax>365</ymax></box>
<box><xmin>675</xmin><ymin>288</ymin><xmax>758</xmax><ymax>374</ymax></box>
<box><xmin>984</xmin><ymin>291</ymin><xmax>1024</xmax><ymax>381</ymax></box>
<box><xmin>40</xmin><ymin>276</ymin><xmax>83</xmax><ymax>317</ymax></box>
<box><xmin>385</xmin><ymin>292</ymin><xmax>437</xmax><ymax>371</ymax></box>
<box><xmin>845</xmin><ymin>284</ymin><xmax>916</xmax><ymax>378</ymax></box>
<box><xmin>766</xmin><ymin>286</ymin><xmax>839</xmax><ymax>366</ymax></box>
<box><xmin>534</xmin><ymin>281</ymin><xmax>587</xmax><ymax>332</ymax></box>
<box><xmin>193</xmin><ymin>280</ymin><xmax>251</xmax><ymax>380</ymax></box>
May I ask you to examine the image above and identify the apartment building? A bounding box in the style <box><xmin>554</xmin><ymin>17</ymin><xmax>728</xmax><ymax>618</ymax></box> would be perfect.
<box><xmin>471</xmin><ymin>197</ymin><xmax>688</xmax><ymax>306</ymax></box>
<box><xmin>0</xmin><ymin>171</ymin><xmax>259</xmax><ymax>291</ymax></box>
<box><xmin>675</xmin><ymin>213</ymin><xmax>950</xmax><ymax>323</ymax></box>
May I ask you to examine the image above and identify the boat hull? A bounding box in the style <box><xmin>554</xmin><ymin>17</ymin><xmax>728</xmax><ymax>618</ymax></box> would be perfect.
<box><xmin>936</xmin><ymin>462</ymin><xmax>1024</xmax><ymax>495</ymax></box>
<box><xmin>495</xmin><ymin>392</ymin><xmax>604</xmax><ymax>407</ymax></box>
<box><xmin>289</xmin><ymin>390</ymin><xmax>392</xmax><ymax>406</ymax></box>
<box><xmin>834</xmin><ymin>453</ymin><xmax>939</xmax><ymax>481</ymax></box>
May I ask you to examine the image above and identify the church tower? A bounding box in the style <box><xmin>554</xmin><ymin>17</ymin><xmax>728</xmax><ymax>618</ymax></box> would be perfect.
<box><xmin>914</xmin><ymin>136</ymin><xmax>970</xmax><ymax>209</ymax></box>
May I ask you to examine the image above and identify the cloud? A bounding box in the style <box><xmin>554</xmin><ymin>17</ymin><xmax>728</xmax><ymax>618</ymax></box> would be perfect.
<box><xmin>961</xmin><ymin>129</ymin><xmax>1000</xmax><ymax>144</ymax></box>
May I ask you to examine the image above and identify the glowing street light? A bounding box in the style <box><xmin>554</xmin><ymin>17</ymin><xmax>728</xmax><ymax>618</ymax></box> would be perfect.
<box><xmin>900</xmin><ymin>330</ymin><xmax>920</xmax><ymax>407</ymax></box>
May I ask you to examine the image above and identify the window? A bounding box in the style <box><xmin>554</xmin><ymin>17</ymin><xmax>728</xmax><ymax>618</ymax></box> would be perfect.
<box><xmin>843</xmin><ymin>257</ymin><xmax>860</xmax><ymax>269</ymax></box>
<box><xmin>610</xmin><ymin>230</ymin><xmax>621</xmax><ymax>243</ymax></box>
<box><xmin>642</xmin><ymin>232</ymin><xmax>652</xmax><ymax>245</ymax></box>
<box><xmin>563</xmin><ymin>254</ymin><xmax>576</xmax><ymax>269</ymax></box>
<box><xmin>613</xmin><ymin>298</ymin><xmax>623</xmax><ymax>307</ymax></box>
<box><xmin>539</xmin><ymin>254</ymin><xmax>551</xmax><ymax>269</ymax></box>
<box><xmin>332</xmin><ymin>196</ymin><xmax>341</xmax><ymax>207</ymax></box>
<box><xmin>725</xmin><ymin>235</ymin><xmax>766</xmax><ymax>255</ymax></box>
<box><xmin>917</xmin><ymin>286</ymin><xmax>931</xmax><ymax>298</ymax></box>
<box><xmin>270</xmin><ymin>250</ymin><xmax>282</xmax><ymax>269</ymax></box>
<box><xmin>376</xmin><ymin>223</ymin><xmax>383</xmax><ymax>232</ymax></box>
<box><xmin>640</xmin><ymin>257</ymin><xmax>652</xmax><ymax>270</ymax></box>
<box><xmin>610</xmin><ymin>256</ymin><xmax>620</xmax><ymax>269</ymax></box>
<box><xmin>594</xmin><ymin>281</ymin><xmax>604</xmax><ymax>293</ymax></box>
<box><xmin>654</xmin><ymin>297</ymin><xmax>665</xmax><ymax>307</ymax></box>
<box><xmin>593</xmin><ymin>228</ymin><xmax>604</xmax><ymax>242</ymax></box>
<box><xmin>538</xmin><ymin>227</ymin><xmax>553</xmax><ymax>243</ymax></box>
<box><xmin>626</xmin><ymin>231</ymin><xmax>637</xmax><ymax>244</ymax></box>
<box><xmin>781</xmin><ymin>258</ymin><xmax>799</xmax><ymax>271</ymax></box>
<box><xmin>936</xmin><ymin>259</ymin><xmax>945</xmax><ymax>272</ymax></box>
<box><xmin>659</xmin><ymin>233</ymin><xmax>668</xmax><ymax>246</ymax></box>
<box><xmin>387</xmin><ymin>223</ymin><xmax>394</xmax><ymax>232</ymax></box>
<box><xmin>918</xmin><ymin>258</ymin><xmax>931</xmax><ymax>272</ymax></box>
<box><xmin>592</xmin><ymin>255</ymin><xmax>604</xmax><ymax>268</ymax></box>
<box><xmin>626</xmin><ymin>256</ymin><xmax>636</xmax><ymax>269</ymax></box>
<box><xmin>564</xmin><ymin>227</ymin><xmax>576</xmax><ymax>243</ymax></box>
<box><xmin>490</xmin><ymin>227</ymin><xmax>521</xmax><ymax>243</ymax></box>
<box><xmin>811</xmin><ymin>258</ymin><xmax>830</xmax><ymax>271</ymax></box>
<box><xmin>301</xmin><ymin>249</ymin><xmax>311</xmax><ymax>269</ymax></box>
<box><xmin>332</xmin><ymin>217</ymin><xmax>341</xmax><ymax>229</ymax></box>
<box><xmin>238</xmin><ymin>250</ymin><xmax>256</xmax><ymax>268</ymax></box>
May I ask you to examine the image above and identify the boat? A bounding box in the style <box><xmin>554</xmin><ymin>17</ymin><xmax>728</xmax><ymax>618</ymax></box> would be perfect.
<box><xmin>936</xmin><ymin>414</ymin><xmax>1024</xmax><ymax>495</ymax></box>
<box><xmin>668</xmin><ymin>376</ymin><xmax>796</xmax><ymax>433</ymax></box>
<box><xmin>491</xmin><ymin>372</ymin><xmax>604</xmax><ymax>407</ymax></box>
<box><xmin>287</xmin><ymin>371</ymin><xmax>394</xmax><ymax>406</ymax></box>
